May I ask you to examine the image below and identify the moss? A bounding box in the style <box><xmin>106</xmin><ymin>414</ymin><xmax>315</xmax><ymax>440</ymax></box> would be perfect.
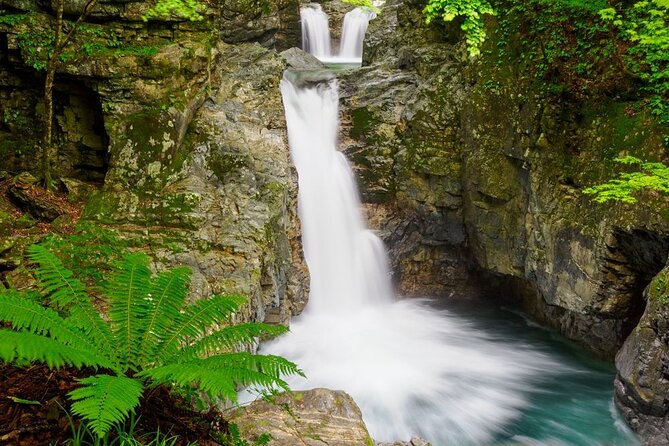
<box><xmin>350</xmin><ymin>107</ymin><xmax>376</xmax><ymax>139</ymax></box>
<box><xmin>209</xmin><ymin>149</ymin><xmax>249</xmax><ymax>181</ymax></box>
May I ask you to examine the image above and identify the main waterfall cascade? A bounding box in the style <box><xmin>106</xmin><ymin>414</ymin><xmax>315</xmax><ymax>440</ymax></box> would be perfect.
<box><xmin>243</xmin><ymin>5</ymin><xmax>640</xmax><ymax>445</ymax></box>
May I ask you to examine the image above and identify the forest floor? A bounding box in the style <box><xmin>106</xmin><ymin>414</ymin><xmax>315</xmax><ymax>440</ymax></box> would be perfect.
<box><xmin>0</xmin><ymin>365</ymin><xmax>224</xmax><ymax>445</ymax></box>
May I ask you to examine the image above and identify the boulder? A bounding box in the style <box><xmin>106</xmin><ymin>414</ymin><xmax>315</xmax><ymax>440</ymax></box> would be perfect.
<box><xmin>280</xmin><ymin>47</ymin><xmax>326</xmax><ymax>70</ymax></box>
<box><xmin>227</xmin><ymin>389</ymin><xmax>374</xmax><ymax>446</ymax></box>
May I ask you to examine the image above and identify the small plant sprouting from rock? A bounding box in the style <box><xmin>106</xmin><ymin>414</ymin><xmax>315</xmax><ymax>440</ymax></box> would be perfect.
<box><xmin>423</xmin><ymin>0</ymin><xmax>495</xmax><ymax>56</ymax></box>
<box><xmin>583</xmin><ymin>156</ymin><xmax>669</xmax><ymax>204</ymax></box>
<box><xmin>0</xmin><ymin>245</ymin><xmax>302</xmax><ymax>437</ymax></box>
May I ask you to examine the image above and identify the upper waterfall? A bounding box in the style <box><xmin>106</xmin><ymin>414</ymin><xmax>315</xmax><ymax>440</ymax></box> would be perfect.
<box><xmin>300</xmin><ymin>4</ymin><xmax>375</xmax><ymax>64</ymax></box>
<box><xmin>339</xmin><ymin>7</ymin><xmax>377</xmax><ymax>60</ymax></box>
<box><xmin>300</xmin><ymin>4</ymin><xmax>332</xmax><ymax>59</ymax></box>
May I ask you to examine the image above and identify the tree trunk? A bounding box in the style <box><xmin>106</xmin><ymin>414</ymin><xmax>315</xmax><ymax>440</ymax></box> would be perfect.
<box><xmin>41</xmin><ymin>0</ymin><xmax>99</xmax><ymax>190</ymax></box>
<box><xmin>41</xmin><ymin>0</ymin><xmax>64</xmax><ymax>190</ymax></box>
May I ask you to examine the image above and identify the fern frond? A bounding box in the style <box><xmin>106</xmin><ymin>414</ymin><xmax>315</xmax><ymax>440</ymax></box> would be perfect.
<box><xmin>174</xmin><ymin>323</ymin><xmax>288</xmax><ymax>361</ymax></box>
<box><xmin>154</xmin><ymin>295</ymin><xmax>247</xmax><ymax>364</ymax></box>
<box><xmin>141</xmin><ymin>352</ymin><xmax>303</xmax><ymax>402</ymax></box>
<box><xmin>137</xmin><ymin>267</ymin><xmax>191</xmax><ymax>367</ymax></box>
<box><xmin>28</xmin><ymin>245</ymin><xmax>115</xmax><ymax>354</ymax></box>
<box><xmin>28</xmin><ymin>245</ymin><xmax>88</xmax><ymax>309</ymax></box>
<box><xmin>0</xmin><ymin>293</ymin><xmax>115</xmax><ymax>368</ymax></box>
<box><xmin>0</xmin><ymin>330</ymin><xmax>113</xmax><ymax>369</ymax></box>
<box><xmin>69</xmin><ymin>375</ymin><xmax>144</xmax><ymax>438</ymax></box>
<box><xmin>106</xmin><ymin>253</ymin><xmax>152</xmax><ymax>370</ymax></box>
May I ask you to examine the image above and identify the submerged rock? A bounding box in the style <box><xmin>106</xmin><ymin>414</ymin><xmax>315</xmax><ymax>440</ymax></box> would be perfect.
<box><xmin>227</xmin><ymin>388</ymin><xmax>374</xmax><ymax>446</ymax></box>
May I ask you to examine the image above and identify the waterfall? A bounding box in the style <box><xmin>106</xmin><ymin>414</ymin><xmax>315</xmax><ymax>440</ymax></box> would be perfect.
<box><xmin>339</xmin><ymin>8</ymin><xmax>376</xmax><ymax>61</ymax></box>
<box><xmin>281</xmin><ymin>75</ymin><xmax>393</xmax><ymax>313</ymax></box>
<box><xmin>300</xmin><ymin>4</ymin><xmax>332</xmax><ymax>60</ymax></box>
<box><xmin>301</xmin><ymin>5</ymin><xmax>375</xmax><ymax>64</ymax></box>
<box><xmin>246</xmin><ymin>73</ymin><xmax>568</xmax><ymax>445</ymax></box>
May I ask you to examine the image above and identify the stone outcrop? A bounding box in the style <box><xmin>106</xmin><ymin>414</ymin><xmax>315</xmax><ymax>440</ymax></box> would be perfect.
<box><xmin>227</xmin><ymin>388</ymin><xmax>374</xmax><ymax>445</ymax></box>
<box><xmin>615</xmin><ymin>266</ymin><xmax>669</xmax><ymax>445</ymax></box>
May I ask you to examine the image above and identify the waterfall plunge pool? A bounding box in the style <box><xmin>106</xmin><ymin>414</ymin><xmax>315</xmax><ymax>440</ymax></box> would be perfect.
<box><xmin>256</xmin><ymin>296</ymin><xmax>638</xmax><ymax>446</ymax></box>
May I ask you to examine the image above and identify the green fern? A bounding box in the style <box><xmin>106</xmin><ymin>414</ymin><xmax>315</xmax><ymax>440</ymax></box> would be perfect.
<box><xmin>0</xmin><ymin>246</ymin><xmax>301</xmax><ymax>438</ymax></box>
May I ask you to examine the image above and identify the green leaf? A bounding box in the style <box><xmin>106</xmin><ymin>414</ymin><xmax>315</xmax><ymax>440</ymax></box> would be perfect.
<box><xmin>69</xmin><ymin>375</ymin><xmax>144</xmax><ymax>438</ymax></box>
<box><xmin>106</xmin><ymin>253</ymin><xmax>152</xmax><ymax>371</ymax></box>
<box><xmin>175</xmin><ymin>323</ymin><xmax>288</xmax><ymax>361</ymax></box>
<box><xmin>140</xmin><ymin>352</ymin><xmax>303</xmax><ymax>402</ymax></box>
<box><xmin>137</xmin><ymin>267</ymin><xmax>191</xmax><ymax>367</ymax></box>
<box><xmin>0</xmin><ymin>330</ymin><xmax>112</xmax><ymax>369</ymax></box>
<box><xmin>154</xmin><ymin>295</ymin><xmax>247</xmax><ymax>364</ymax></box>
<box><xmin>9</xmin><ymin>396</ymin><xmax>41</xmax><ymax>405</ymax></box>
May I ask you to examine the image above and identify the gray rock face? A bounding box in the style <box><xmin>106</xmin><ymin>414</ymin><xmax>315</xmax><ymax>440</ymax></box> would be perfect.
<box><xmin>615</xmin><ymin>267</ymin><xmax>669</xmax><ymax>445</ymax></box>
<box><xmin>227</xmin><ymin>388</ymin><xmax>373</xmax><ymax>446</ymax></box>
<box><xmin>341</xmin><ymin>0</ymin><xmax>669</xmax><ymax>359</ymax></box>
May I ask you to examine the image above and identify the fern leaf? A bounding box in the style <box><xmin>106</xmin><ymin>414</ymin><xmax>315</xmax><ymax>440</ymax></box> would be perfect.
<box><xmin>28</xmin><ymin>245</ymin><xmax>115</xmax><ymax>354</ymax></box>
<box><xmin>0</xmin><ymin>330</ymin><xmax>113</xmax><ymax>369</ymax></box>
<box><xmin>174</xmin><ymin>323</ymin><xmax>288</xmax><ymax>361</ymax></box>
<box><xmin>154</xmin><ymin>295</ymin><xmax>247</xmax><ymax>364</ymax></box>
<box><xmin>28</xmin><ymin>245</ymin><xmax>88</xmax><ymax>308</ymax></box>
<box><xmin>0</xmin><ymin>292</ymin><xmax>116</xmax><ymax>369</ymax></box>
<box><xmin>137</xmin><ymin>267</ymin><xmax>191</xmax><ymax>367</ymax></box>
<box><xmin>69</xmin><ymin>375</ymin><xmax>144</xmax><ymax>438</ymax></box>
<box><xmin>106</xmin><ymin>253</ymin><xmax>152</xmax><ymax>370</ymax></box>
<box><xmin>141</xmin><ymin>352</ymin><xmax>302</xmax><ymax>402</ymax></box>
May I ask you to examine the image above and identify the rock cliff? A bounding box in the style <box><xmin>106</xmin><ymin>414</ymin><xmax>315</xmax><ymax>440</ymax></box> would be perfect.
<box><xmin>338</xmin><ymin>0</ymin><xmax>669</xmax><ymax>442</ymax></box>
<box><xmin>0</xmin><ymin>0</ymin><xmax>308</xmax><ymax>324</ymax></box>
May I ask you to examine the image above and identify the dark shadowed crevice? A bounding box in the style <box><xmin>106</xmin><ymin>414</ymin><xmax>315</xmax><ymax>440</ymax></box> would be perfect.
<box><xmin>52</xmin><ymin>79</ymin><xmax>110</xmax><ymax>184</ymax></box>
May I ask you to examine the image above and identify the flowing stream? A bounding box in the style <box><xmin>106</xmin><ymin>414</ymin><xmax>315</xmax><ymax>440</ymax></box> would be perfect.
<box><xmin>249</xmin><ymin>6</ymin><xmax>639</xmax><ymax>445</ymax></box>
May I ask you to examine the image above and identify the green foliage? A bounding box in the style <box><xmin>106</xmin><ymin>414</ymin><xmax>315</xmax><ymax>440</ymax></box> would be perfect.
<box><xmin>0</xmin><ymin>246</ymin><xmax>301</xmax><ymax>438</ymax></box>
<box><xmin>38</xmin><ymin>222</ymin><xmax>131</xmax><ymax>284</ymax></box>
<box><xmin>143</xmin><ymin>0</ymin><xmax>206</xmax><ymax>22</ymax></box>
<box><xmin>598</xmin><ymin>0</ymin><xmax>669</xmax><ymax>124</ymax></box>
<box><xmin>424</xmin><ymin>0</ymin><xmax>495</xmax><ymax>56</ymax></box>
<box><xmin>62</xmin><ymin>411</ymin><xmax>193</xmax><ymax>446</ymax></box>
<box><xmin>583</xmin><ymin>156</ymin><xmax>669</xmax><ymax>203</ymax></box>
<box><xmin>220</xmin><ymin>423</ymin><xmax>271</xmax><ymax>446</ymax></box>
<box><xmin>342</xmin><ymin>0</ymin><xmax>380</xmax><ymax>13</ymax></box>
<box><xmin>489</xmin><ymin>0</ymin><xmax>618</xmax><ymax>96</ymax></box>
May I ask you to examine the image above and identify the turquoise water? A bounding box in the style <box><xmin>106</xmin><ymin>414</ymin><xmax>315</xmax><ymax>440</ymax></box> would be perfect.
<box><xmin>442</xmin><ymin>301</ymin><xmax>638</xmax><ymax>446</ymax></box>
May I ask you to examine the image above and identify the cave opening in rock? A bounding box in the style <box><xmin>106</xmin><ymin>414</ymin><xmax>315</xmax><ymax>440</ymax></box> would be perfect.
<box><xmin>52</xmin><ymin>80</ymin><xmax>110</xmax><ymax>185</ymax></box>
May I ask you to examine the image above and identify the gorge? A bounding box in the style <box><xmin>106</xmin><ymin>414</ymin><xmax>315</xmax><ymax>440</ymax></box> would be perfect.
<box><xmin>0</xmin><ymin>0</ymin><xmax>668</xmax><ymax>444</ymax></box>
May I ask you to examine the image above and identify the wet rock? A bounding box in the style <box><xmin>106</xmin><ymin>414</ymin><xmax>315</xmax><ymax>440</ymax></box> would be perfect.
<box><xmin>280</xmin><ymin>47</ymin><xmax>326</xmax><ymax>70</ymax></box>
<box><xmin>227</xmin><ymin>388</ymin><xmax>373</xmax><ymax>446</ymax></box>
<box><xmin>342</xmin><ymin>0</ymin><xmax>669</xmax><ymax>361</ymax></box>
<box><xmin>615</xmin><ymin>266</ymin><xmax>669</xmax><ymax>445</ymax></box>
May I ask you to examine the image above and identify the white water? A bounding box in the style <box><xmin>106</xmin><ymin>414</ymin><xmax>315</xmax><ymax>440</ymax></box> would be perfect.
<box><xmin>339</xmin><ymin>8</ymin><xmax>376</xmax><ymax>60</ymax></box>
<box><xmin>248</xmin><ymin>76</ymin><xmax>570</xmax><ymax>444</ymax></box>
<box><xmin>301</xmin><ymin>4</ymin><xmax>332</xmax><ymax>59</ymax></box>
<box><xmin>301</xmin><ymin>5</ymin><xmax>375</xmax><ymax>64</ymax></box>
